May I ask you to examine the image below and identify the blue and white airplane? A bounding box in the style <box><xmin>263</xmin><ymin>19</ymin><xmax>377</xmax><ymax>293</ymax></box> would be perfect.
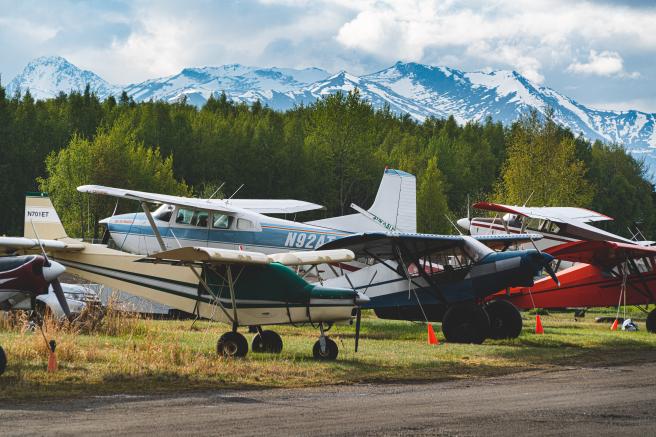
<box><xmin>78</xmin><ymin>168</ymin><xmax>417</xmax><ymax>256</ymax></box>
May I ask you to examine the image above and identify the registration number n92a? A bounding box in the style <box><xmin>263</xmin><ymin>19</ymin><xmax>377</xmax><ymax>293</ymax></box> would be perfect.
<box><xmin>284</xmin><ymin>232</ymin><xmax>336</xmax><ymax>249</ymax></box>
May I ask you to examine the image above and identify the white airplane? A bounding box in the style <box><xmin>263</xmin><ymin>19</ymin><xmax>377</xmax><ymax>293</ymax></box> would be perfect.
<box><xmin>81</xmin><ymin>168</ymin><xmax>416</xmax><ymax>257</ymax></box>
<box><xmin>456</xmin><ymin>201</ymin><xmax>651</xmax><ymax>255</ymax></box>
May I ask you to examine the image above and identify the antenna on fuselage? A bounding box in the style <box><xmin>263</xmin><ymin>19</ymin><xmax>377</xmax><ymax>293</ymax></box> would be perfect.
<box><xmin>226</xmin><ymin>184</ymin><xmax>244</xmax><ymax>202</ymax></box>
<box><xmin>523</xmin><ymin>191</ymin><xmax>534</xmax><ymax>207</ymax></box>
<box><xmin>208</xmin><ymin>182</ymin><xmax>226</xmax><ymax>200</ymax></box>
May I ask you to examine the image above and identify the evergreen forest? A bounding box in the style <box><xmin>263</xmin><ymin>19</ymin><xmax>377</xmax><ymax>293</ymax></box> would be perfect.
<box><xmin>0</xmin><ymin>84</ymin><xmax>654</xmax><ymax>240</ymax></box>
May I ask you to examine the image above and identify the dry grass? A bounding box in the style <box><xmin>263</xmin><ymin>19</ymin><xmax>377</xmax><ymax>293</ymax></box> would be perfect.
<box><xmin>1</xmin><ymin>307</ymin><xmax>655</xmax><ymax>401</ymax></box>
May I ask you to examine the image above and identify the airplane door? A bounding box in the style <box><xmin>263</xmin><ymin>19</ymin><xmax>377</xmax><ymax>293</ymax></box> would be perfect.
<box><xmin>171</xmin><ymin>208</ymin><xmax>210</xmax><ymax>248</ymax></box>
<box><xmin>234</xmin><ymin>217</ymin><xmax>256</xmax><ymax>250</ymax></box>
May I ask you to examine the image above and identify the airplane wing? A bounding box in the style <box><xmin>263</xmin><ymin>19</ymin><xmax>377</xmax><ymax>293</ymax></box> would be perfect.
<box><xmin>144</xmin><ymin>247</ymin><xmax>354</xmax><ymax>266</ymax></box>
<box><xmin>78</xmin><ymin>185</ymin><xmax>324</xmax><ymax>215</ymax></box>
<box><xmin>473</xmin><ymin>202</ymin><xmax>613</xmax><ymax>223</ymax></box>
<box><xmin>546</xmin><ymin>240</ymin><xmax>656</xmax><ymax>268</ymax></box>
<box><xmin>0</xmin><ymin>236</ymin><xmax>85</xmax><ymax>254</ymax></box>
<box><xmin>317</xmin><ymin>232</ymin><xmax>543</xmax><ymax>260</ymax></box>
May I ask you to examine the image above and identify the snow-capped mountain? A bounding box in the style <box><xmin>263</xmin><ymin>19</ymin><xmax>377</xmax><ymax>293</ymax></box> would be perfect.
<box><xmin>6</xmin><ymin>56</ymin><xmax>119</xmax><ymax>100</ymax></box>
<box><xmin>6</xmin><ymin>56</ymin><xmax>656</xmax><ymax>179</ymax></box>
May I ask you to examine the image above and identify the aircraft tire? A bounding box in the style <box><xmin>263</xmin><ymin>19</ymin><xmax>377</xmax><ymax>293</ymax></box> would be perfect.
<box><xmin>217</xmin><ymin>332</ymin><xmax>248</xmax><ymax>358</ymax></box>
<box><xmin>0</xmin><ymin>346</ymin><xmax>6</xmax><ymax>376</ymax></box>
<box><xmin>485</xmin><ymin>299</ymin><xmax>523</xmax><ymax>339</ymax></box>
<box><xmin>312</xmin><ymin>338</ymin><xmax>338</xmax><ymax>360</ymax></box>
<box><xmin>442</xmin><ymin>303</ymin><xmax>490</xmax><ymax>344</ymax></box>
<box><xmin>647</xmin><ymin>309</ymin><xmax>656</xmax><ymax>334</ymax></box>
<box><xmin>252</xmin><ymin>330</ymin><xmax>283</xmax><ymax>353</ymax></box>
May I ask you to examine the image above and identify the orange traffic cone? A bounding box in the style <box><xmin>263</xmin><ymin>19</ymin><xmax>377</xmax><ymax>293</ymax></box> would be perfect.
<box><xmin>47</xmin><ymin>340</ymin><xmax>58</xmax><ymax>373</ymax></box>
<box><xmin>427</xmin><ymin>324</ymin><xmax>439</xmax><ymax>345</ymax></box>
<box><xmin>535</xmin><ymin>315</ymin><xmax>544</xmax><ymax>334</ymax></box>
<box><xmin>610</xmin><ymin>319</ymin><xmax>619</xmax><ymax>331</ymax></box>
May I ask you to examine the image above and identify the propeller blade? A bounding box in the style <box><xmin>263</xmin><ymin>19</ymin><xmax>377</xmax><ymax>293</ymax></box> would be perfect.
<box><xmin>545</xmin><ymin>263</ymin><xmax>560</xmax><ymax>287</ymax></box>
<box><xmin>354</xmin><ymin>308</ymin><xmax>362</xmax><ymax>352</ymax></box>
<box><xmin>51</xmin><ymin>279</ymin><xmax>73</xmax><ymax>322</ymax></box>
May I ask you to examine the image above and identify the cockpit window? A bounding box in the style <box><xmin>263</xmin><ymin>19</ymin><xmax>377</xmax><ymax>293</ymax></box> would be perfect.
<box><xmin>212</xmin><ymin>213</ymin><xmax>233</xmax><ymax>229</ymax></box>
<box><xmin>153</xmin><ymin>204</ymin><xmax>174</xmax><ymax>222</ymax></box>
<box><xmin>193</xmin><ymin>211</ymin><xmax>209</xmax><ymax>227</ymax></box>
<box><xmin>175</xmin><ymin>208</ymin><xmax>194</xmax><ymax>225</ymax></box>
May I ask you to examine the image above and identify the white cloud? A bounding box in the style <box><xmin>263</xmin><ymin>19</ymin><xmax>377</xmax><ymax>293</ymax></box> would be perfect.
<box><xmin>567</xmin><ymin>50</ymin><xmax>639</xmax><ymax>78</ymax></box>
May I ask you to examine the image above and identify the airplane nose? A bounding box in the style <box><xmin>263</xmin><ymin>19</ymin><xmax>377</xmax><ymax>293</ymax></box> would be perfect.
<box><xmin>42</xmin><ymin>260</ymin><xmax>66</xmax><ymax>282</ymax></box>
<box><xmin>456</xmin><ymin>217</ymin><xmax>471</xmax><ymax>232</ymax></box>
<box><xmin>355</xmin><ymin>291</ymin><xmax>370</xmax><ymax>305</ymax></box>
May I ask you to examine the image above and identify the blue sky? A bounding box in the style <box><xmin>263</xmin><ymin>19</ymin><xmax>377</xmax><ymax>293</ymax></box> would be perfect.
<box><xmin>1</xmin><ymin>0</ymin><xmax>654</xmax><ymax>112</ymax></box>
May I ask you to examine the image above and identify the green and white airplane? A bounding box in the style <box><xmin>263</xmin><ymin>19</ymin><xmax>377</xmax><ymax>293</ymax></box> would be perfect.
<box><xmin>0</xmin><ymin>194</ymin><xmax>369</xmax><ymax>361</ymax></box>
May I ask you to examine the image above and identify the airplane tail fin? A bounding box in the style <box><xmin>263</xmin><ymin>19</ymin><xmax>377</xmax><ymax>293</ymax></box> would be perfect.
<box><xmin>24</xmin><ymin>193</ymin><xmax>69</xmax><ymax>240</ymax></box>
<box><xmin>307</xmin><ymin>168</ymin><xmax>416</xmax><ymax>233</ymax></box>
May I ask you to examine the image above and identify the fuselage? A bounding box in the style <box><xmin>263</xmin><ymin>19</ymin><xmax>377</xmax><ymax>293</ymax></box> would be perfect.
<box><xmin>105</xmin><ymin>204</ymin><xmax>352</xmax><ymax>256</ymax></box>
<box><xmin>324</xmin><ymin>249</ymin><xmax>554</xmax><ymax>322</ymax></box>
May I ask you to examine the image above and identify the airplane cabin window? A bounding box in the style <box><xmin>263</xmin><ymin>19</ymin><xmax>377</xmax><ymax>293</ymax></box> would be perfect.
<box><xmin>194</xmin><ymin>211</ymin><xmax>209</xmax><ymax>227</ymax></box>
<box><xmin>212</xmin><ymin>213</ymin><xmax>233</xmax><ymax>229</ymax></box>
<box><xmin>175</xmin><ymin>208</ymin><xmax>194</xmax><ymax>225</ymax></box>
<box><xmin>237</xmin><ymin>218</ymin><xmax>254</xmax><ymax>230</ymax></box>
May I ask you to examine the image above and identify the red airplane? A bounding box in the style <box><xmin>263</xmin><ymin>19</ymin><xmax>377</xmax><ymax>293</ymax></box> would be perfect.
<box><xmin>498</xmin><ymin>240</ymin><xmax>656</xmax><ymax>333</ymax></box>
<box><xmin>0</xmin><ymin>252</ymin><xmax>70</xmax><ymax>376</ymax></box>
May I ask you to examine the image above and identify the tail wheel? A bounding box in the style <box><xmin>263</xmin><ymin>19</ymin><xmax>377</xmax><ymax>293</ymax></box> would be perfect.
<box><xmin>442</xmin><ymin>303</ymin><xmax>490</xmax><ymax>344</ymax></box>
<box><xmin>217</xmin><ymin>332</ymin><xmax>248</xmax><ymax>358</ymax></box>
<box><xmin>252</xmin><ymin>330</ymin><xmax>283</xmax><ymax>353</ymax></box>
<box><xmin>647</xmin><ymin>309</ymin><xmax>656</xmax><ymax>334</ymax></box>
<box><xmin>485</xmin><ymin>299</ymin><xmax>523</xmax><ymax>339</ymax></box>
<box><xmin>0</xmin><ymin>346</ymin><xmax>6</xmax><ymax>376</ymax></box>
<box><xmin>312</xmin><ymin>338</ymin><xmax>338</xmax><ymax>360</ymax></box>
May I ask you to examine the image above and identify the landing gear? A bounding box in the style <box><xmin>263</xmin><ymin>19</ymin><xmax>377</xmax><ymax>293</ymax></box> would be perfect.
<box><xmin>252</xmin><ymin>329</ymin><xmax>283</xmax><ymax>353</ymax></box>
<box><xmin>0</xmin><ymin>346</ymin><xmax>6</xmax><ymax>376</ymax></box>
<box><xmin>647</xmin><ymin>309</ymin><xmax>656</xmax><ymax>333</ymax></box>
<box><xmin>442</xmin><ymin>303</ymin><xmax>490</xmax><ymax>344</ymax></box>
<box><xmin>485</xmin><ymin>300</ymin><xmax>523</xmax><ymax>339</ymax></box>
<box><xmin>312</xmin><ymin>323</ymin><xmax>338</xmax><ymax>360</ymax></box>
<box><xmin>217</xmin><ymin>331</ymin><xmax>249</xmax><ymax>358</ymax></box>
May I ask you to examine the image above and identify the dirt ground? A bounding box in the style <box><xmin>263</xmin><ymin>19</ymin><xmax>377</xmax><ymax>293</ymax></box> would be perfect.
<box><xmin>2</xmin><ymin>358</ymin><xmax>655</xmax><ymax>436</ymax></box>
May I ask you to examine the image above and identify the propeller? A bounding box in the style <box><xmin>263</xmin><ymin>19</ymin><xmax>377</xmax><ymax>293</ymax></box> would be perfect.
<box><xmin>29</xmin><ymin>220</ymin><xmax>74</xmax><ymax>322</ymax></box>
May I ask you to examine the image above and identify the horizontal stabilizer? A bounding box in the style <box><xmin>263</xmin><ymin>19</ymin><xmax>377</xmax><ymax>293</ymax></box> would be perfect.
<box><xmin>0</xmin><ymin>236</ymin><xmax>84</xmax><ymax>253</ymax></box>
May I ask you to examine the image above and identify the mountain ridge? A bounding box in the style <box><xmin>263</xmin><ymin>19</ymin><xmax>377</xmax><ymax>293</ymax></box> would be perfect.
<box><xmin>6</xmin><ymin>56</ymin><xmax>656</xmax><ymax>179</ymax></box>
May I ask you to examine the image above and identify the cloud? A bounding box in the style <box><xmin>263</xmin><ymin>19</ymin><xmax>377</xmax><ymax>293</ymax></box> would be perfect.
<box><xmin>567</xmin><ymin>50</ymin><xmax>639</xmax><ymax>78</ymax></box>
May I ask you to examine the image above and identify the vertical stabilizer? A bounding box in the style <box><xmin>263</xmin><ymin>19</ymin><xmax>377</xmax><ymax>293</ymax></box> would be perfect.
<box><xmin>24</xmin><ymin>193</ymin><xmax>68</xmax><ymax>240</ymax></box>
<box><xmin>307</xmin><ymin>168</ymin><xmax>416</xmax><ymax>233</ymax></box>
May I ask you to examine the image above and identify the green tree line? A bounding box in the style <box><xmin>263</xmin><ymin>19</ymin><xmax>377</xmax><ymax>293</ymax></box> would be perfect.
<box><xmin>0</xmin><ymin>84</ymin><xmax>654</xmax><ymax>239</ymax></box>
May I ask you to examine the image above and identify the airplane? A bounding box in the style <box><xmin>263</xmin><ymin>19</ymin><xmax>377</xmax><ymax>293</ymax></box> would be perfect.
<box><xmin>0</xmin><ymin>193</ymin><xmax>369</xmax><ymax>360</ymax></box>
<box><xmin>319</xmin><ymin>232</ymin><xmax>559</xmax><ymax>343</ymax></box>
<box><xmin>81</xmin><ymin>168</ymin><xmax>416</xmax><ymax>257</ymax></box>
<box><xmin>0</xmin><ymin>239</ymin><xmax>72</xmax><ymax>376</ymax></box>
<box><xmin>456</xmin><ymin>202</ymin><xmax>650</xmax><ymax>254</ymax></box>
<box><xmin>497</xmin><ymin>240</ymin><xmax>656</xmax><ymax>333</ymax></box>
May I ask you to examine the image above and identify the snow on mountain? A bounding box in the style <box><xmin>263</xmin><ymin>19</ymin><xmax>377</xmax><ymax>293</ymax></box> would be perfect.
<box><xmin>6</xmin><ymin>56</ymin><xmax>656</xmax><ymax>180</ymax></box>
<box><xmin>6</xmin><ymin>56</ymin><xmax>119</xmax><ymax>100</ymax></box>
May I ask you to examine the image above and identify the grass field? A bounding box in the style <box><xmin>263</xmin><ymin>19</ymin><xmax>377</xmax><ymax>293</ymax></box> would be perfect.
<box><xmin>1</xmin><ymin>308</ymin><xmax>655</xmax><ymax>401</ymax></box>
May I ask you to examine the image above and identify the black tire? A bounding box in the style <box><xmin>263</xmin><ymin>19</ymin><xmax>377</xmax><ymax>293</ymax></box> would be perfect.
<box><xmin>0</xmin><ymin>346</ymin><xmax>6</xmax><ymax>376</ymax></box>
<box><xmin>442</xmin><ymin>303</ymin><xmax>490</xmax><ymax>344</ymax></box>
<box><xmin>217</xmin><ymin>332</ymin><xmax>249</xmax><ymax>358</ymax></box>
<box><xmin>486</xmin><ymin>300</ymin><xmax>523</xmax><ymax>339</ymax></box>
<box><xmin>252</xmin><ymin>330</ymin><xmax>283</xmax><ymax>353</ymax></box>
<box><xmin>647</xmin><ymin>309</ymin><xmax>656</xmax><ymax>334</ymax></box>
<box><xmin>312</xmin><ymin>338</ymin><xmax>338</xmax><ymax>360</ymax></box>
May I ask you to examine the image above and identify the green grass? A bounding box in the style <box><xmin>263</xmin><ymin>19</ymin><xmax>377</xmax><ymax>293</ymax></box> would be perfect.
<box><xmin>1</xmin><ymin>309</ymin><xmax>655</xmax><ymax>401</ymax></box>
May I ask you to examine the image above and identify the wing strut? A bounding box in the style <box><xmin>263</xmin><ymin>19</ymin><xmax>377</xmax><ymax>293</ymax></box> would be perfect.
<box><xmin>226</xmin><ymin>265</ymin><xmax>239</xmax><ymax>328</ymax></box>
<box><xmin>141</xmin><ymin>201</ymin><xmax>166</xmax><ymax>252</ymax></box>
